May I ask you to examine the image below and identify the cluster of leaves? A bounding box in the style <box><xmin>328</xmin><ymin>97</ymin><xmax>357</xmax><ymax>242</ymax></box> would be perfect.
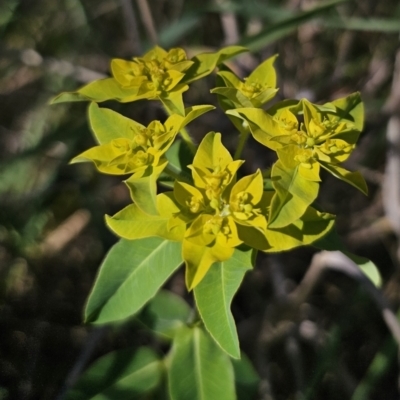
<box><xmin>53</xmin><ymin>45</ymin><xmax>367</xmax><ymax>399</ymax></box>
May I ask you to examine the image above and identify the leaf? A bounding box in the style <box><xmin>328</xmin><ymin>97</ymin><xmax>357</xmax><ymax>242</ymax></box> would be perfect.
<box><xmin>194</xmin><ymin>247</ymin><xmax>254</xmax><ymax>359</ymax></box>
<box><xmin>248</xmin><ymin>54</ymin><xmax>278</xmax><ymax>88</ymax></box>
<box><xmin>65</xmin><ymin>347</ymin><xmax>162</xmax><ymax>400</ymax></box>
<box><xmin>164</xmin><ymin>140</ymin><xmax>193</xmax><ymax>179</ymax></box>
<box><xmin>329</xmin><ymin>92</ymin><xmax>364</xmax><ymax>131</ymax></box>
<box><xmin>105</xmin><ymin>202</ymin><xmax>185</xmax><ymax>242</ymax></box>
<box><xmin>183</xmin><ymin>239</ymin><xmax>235</xmax><ymax>290</ymax></box>
<box><xmin>226</xmin><ymin>108</ymin><xmax>283</xmax><ymax>150</ymax></box>
<box><xmin>88</xmin><ymin>102</ymin><xmax>144</xmax><ymax>144</ymax></box>
<box><xmin>51</xmin><ymin>78</ymin><xmax>139</xmax><ymax>104</ymax></box>
<box><xmin>159</xmin><ymin>89</ymin><xmax>187</xmax><ymax>116</ymax></box>
<box><xmin>139</xmin><ymin>290</ymin><xmax>191</xmax><ymax>339</ymax></box>
<box><xmin>313</xmin><ymin>228</ymin><xmax>382</xmax><ymax>287</ymax></box>
<box><xmin>168</xmin><ymin>326</ymin><xmax>236</xmax><ymax>400</ymax></box>
<box><xmin>319</xmin><ymin>162</ymin><xmax>368</xmax><ymax>195</ymax></box>
<box><xmin>183</xmin><ymin>46</ymin><xmax>248</xmax><ymax>84</ymax></box>
<box><xmin>265</xmin><ymin>207</ymin><xmax>335</xmax><ymax>252</ymax></box>
<box><xmin>124</xmin><ymin>161</ymin><xmax>168</xmax><ymax>215</ymax></box>
<box><xmin>85</xmin><ymin>238</ymin><xmax>183</xmax><ymax>324</ymax></box>
<box><xmin>269</xmin><ymin>161</ymin><xmax>319</xmax><ymax>228</ymax></box>
<box><xmin>323</xmin><ymin>16</ymin><xmax>400</xmax><ymax>33</ymax></box>
<box><xmin>158</xmin><ymin>13</ymin><xmax>203</xmax><ymax>47</ymax></box>
<box><xmin>238</xmin><ymin>0</ymin><xmax>349</xmax><ymax>51</ymax></box>
<box><xmin>232</xmin><ymin>353</ymin><xmax>260</xmax><ymax>400</ymax></box>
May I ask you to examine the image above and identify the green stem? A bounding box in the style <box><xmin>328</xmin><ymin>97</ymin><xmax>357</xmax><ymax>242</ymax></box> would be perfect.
<box><xmin>164</xmin><ymin>163</ymin><xmax>191</xmax><ymax>184</ymax></box>
<box><xmin>234</xmin><ymin>129</ymin><xmax>250</xmax><ymax>160</ymax></box>
<box><xmin>178</xmin><ymin>126</ymin><xmax>197</xmax><ymax>155</ymax></box>
<box><xmin>161</xmin><ymin>101</ymin><xmax>197</xmax><ymax>155</ymax></box>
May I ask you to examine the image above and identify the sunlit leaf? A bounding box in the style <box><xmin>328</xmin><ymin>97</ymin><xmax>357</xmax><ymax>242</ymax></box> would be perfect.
<box><xmin>88</xmin><ymin>102</ymin><xmax>144</xmax><ymax>144</ymax></box>
<box><xmin>124</xmin><ymin>161</ymin><xmax>168</xmax><ymax>215</ymax></box>
<box><xmin>265</xmin><ymin>206</ymin><xmax>335</xmax><ymax>252</ymax></box>
<box><xmin>85</xmin><ymin>238</ymin><xmax>183</xmax><ymax>324</ymax></box>
<box><xmin>168</xmin><ymin>326</ymin><xmax>236</xmax><ymax>400</ymax></box>
<box><xmin>194</xmin><ymin>247</ymin><xmax>254</xmax><ymax>359</ymax></box>
<box><xmin>51</xmin><ymin>78</ymin><xmax>140</xmax><ymax>104</ymax></box>
<box><xmin>183</xmin><ymin>46</ymin><xmax>248</xmax><ymax>84</ymax></box>
<box><xmin>269</xmin><ymin>161</ymin><xmax>319</xmax><ymax>228</ymax></box>
<box><xmin>320</xmin><ymin>162</ymin><xmax>368</xmax><ymax>195</ymax></box>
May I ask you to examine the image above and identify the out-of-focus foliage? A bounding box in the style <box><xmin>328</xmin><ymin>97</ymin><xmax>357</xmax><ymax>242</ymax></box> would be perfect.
<box><xmin>1</xmin><ymin>0</ymin><xmax>400</xmax><ymax>399</ymax></box>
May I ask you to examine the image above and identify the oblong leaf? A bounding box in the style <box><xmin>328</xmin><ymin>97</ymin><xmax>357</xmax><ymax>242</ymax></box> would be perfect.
<box><xmin>85</xmin><ymin>238</ymin><xmax>183</xmax><ymax>324</ymax></box>
<box><xmin>139</xmin><ymin>290</ymin><xmax>191</xmax><ymax>339</ymax></box>
<box><xmin>194</xmin><ymin>247</ymin><xmax>254</xmax><ymax>359</ymax></box>
<box><xmin>269</xmin><ymin>162</ymin><xmax>319</xmax><ymax>228</ymax></box>
<box><xmin>51</xmin><ymin>78</ymin><xmax>139</xmax><ymax>104</ymax></box>
<box><xmin>168</xmin><ymin>326</ymin><xmax>236</xmax><ymax>400</ymax></box>
<box><xmin>65</xmin><ymin>347</ymin><xmax>162</xmax><ymax>400</ymax></box>
<box><xmin>319</xmin><ymin>162</ymin><xmax>368</xmax><ymax>195</ymax></box>
<box><xmin>88</xmin><ymin>102</ymin><xmax>144</xmax><ymax>144</ymax></box>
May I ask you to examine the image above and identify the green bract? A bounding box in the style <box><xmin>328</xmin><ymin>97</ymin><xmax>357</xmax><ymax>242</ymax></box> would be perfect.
<box><xmin>106</xmin><ymin>132</ymin><xmax>335</xmax><ymax>289</ymax></box>
<box><xmin>227</xmin><ymin>93</ymin><xmax>367</xmax><ymax>227</ymax></box>
<box><xmin>51</xmin><ymin>45</ymin><xmax>247</xmax><ymax>115</ymax></box>
<box><xmin>212</xmin><ymin>54</ymin><xmax>278</xmax><ymax>109</ymax></box>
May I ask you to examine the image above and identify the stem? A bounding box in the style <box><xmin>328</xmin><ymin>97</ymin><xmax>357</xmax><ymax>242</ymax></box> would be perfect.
<box><xmin>178</xmin><ymin>126</ymin><xmax>197</xmax><ymax>155</ymax></box>
<box><xmin>160</xmin><ymin>102</ymin><xmax>197</xmax><ymax>155</ymax></box>
<box><xmin>164</xmin><ymin>163</ymin><xmax>191</xmax><ymax>184</ymax></box>
<box><xmin>234</xmin><ymin>129</ymin><xmax>250</xmax><ymax>160</ymax></box>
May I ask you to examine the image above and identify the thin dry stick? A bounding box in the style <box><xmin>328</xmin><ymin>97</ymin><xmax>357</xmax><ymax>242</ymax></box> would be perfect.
<box><xmin>383</xmin><ymin>46</ymin><xmax>400</xmax><ymax>262</ymax></box>
<box><xmin>136</xmin><ymin>0</ymin><xmax>158</xmax><ymax>45</ymax></box>
<box><xmin>291</xmin><ymin>251</ymin><xmax>400</xmax><ymax>346</ymax></box>
<box><xmin>120</xmin><ymin>0</ymin><xmax>142</xmax><ymax>55</ymax></box>
<box><xmin>214</xmin><ymin>0</ymin><xmax>239</xmax><ymax>45</ymax></box>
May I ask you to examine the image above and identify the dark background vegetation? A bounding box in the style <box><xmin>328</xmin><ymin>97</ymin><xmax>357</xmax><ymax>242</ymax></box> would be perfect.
<box><xmin>1</xmin><ymin>0</ymin><xmax>400</xmax><ymax>399</ymax></box>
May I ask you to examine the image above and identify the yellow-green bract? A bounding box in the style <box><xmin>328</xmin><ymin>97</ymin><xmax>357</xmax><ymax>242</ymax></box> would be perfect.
<box><xmin>106</xmin><ymin>132</ymin><xmax>335</xmax><ymax>290</ymax></box>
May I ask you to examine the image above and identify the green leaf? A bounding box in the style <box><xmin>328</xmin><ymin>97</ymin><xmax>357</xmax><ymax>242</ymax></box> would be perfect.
<box><xmin>88</xmin><ymin>102</ymin><xmax>144</xmax><ymax>144</ymax></box>
<box><xmin>226</xmin><ymin>108</ymin><xmax>282</xmax><ymax>150</ymax></box>
<box><xmin>158</xmin><ymin>13</ymin><xmax>203</xmax><ymax>47</ymax></box>
<box><xmin>238</xmin><ymin>0</ymin><xmax>349</xmax><ymax>51</ymax></box>
<box><xmin>269</xmin><ymin>161</ymin><xmax>319</xmax><ymax>228</ymax></box>
<box><xmin>125</xmin><ymin>161</ymin><xmax>168</xmax><ymax>216</ymax></box>
<box><xmin>65</xmin><ymin>347</ymin><xmax>162</xmax><ymax>400</ymax></box>
<box><xmin>329</xmin><ymin>92</ymin><xmax>364</xmax><ymax>131</ymax></box>
<box><xmin>183</xmin><ymin>46</ymin><xmax>248</xmax><ymax>84</ymax></box>
<box><xmin>51</xmin><ymin>78</ymin><xmax>139</xmax><ymax>104</ymax></box>
<box><xmin>323</xmin><ymin>17</ymin><xmax>400</xmax><ymax>33</ymax></box>
<box><xmin>194</xmin><ymin>247</ymin><xmax>254</xmax><ymax>359</ymax></box>
<box><xmin>313</xmin><ymin>228</ymin><xmax>382</xmax><ymax>287</ymax></box>
<box><xmin>168</xmin><ymin>326</ymin><xmax>236</xmax><ymax>400</ymax></box>
<box><xmin>105</xmin><ymin>202</ymin><xmax>184</xmax><ymax>242</ymax></box>
<box><xmin>265</xmin><ymin>207</ymin><xmax>335</xmax><ymax>252</ymax></box>
<box><xmin>232</xmin><ymin>353</ymin><xmax>260</xmax><ymax>400</ymax></box>
<box><xmin>319</xmin><ymin>162</ymin><xmax>368</xmax><ymax>195</ymax></box>
<box><xmin>85</xmin><ymin>238</ymin><xmax>183</xmax><ymax>324</ymax></box>
<box><xmin>159</xmin><ymin>89</ymin><xmax>187</xmax><ymax>116</ymax></box>
<box><xmin>139</xmin><ymin>290</ymin><xmax>191</xmax><ymax>339</ymax></box>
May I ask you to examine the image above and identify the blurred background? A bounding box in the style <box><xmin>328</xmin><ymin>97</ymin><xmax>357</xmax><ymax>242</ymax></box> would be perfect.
<box><xmin>1</xmin><ymin>0</ymin><xmax>400</xmax><ymax>399</ymax></box>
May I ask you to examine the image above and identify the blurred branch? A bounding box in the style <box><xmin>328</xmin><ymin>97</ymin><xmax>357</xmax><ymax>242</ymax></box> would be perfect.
<box><xmin>136</xmin><ymin>0</ymin><xmax>158</xmax><ymax>45</ymax></box>
<box><xmin>40</xmin><ymin>209</ymin><xmax>91</xmax><ymax>256</ymax></box>
<box><xmin>56</xmin><ymin>327</ymin><xmax>109</xmax><ymax>400</ymax></box>
<box><xmin>120</xmin><ymin>0</ymin><xmax>142</xmax><ymax>55</ymax></box>
<box><xmin>214</xmin><ymin>0</ymin><xmax>239</xmax><ymax>45</ymax></box>
<box><xmin>291</xmin><ymin>251</ymin><xmax>400</xmax><ymax>346</ymax></box>
<box><xmin>383</xmin><ymin>46</ymin><xmax>400</xmax><ymax>262</ymax></box>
